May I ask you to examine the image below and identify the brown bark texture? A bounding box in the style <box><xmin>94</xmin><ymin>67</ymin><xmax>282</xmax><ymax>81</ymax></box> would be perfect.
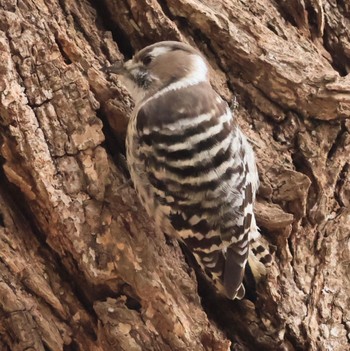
<box><xmin>0</xmin><ymin>0</ymin><xmax>349</xmax><ymax>350</ymax></box>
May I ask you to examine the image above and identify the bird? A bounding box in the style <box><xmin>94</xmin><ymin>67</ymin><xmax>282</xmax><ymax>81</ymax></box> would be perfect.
<box><xmin>104</xmin><ymin>41</ymin><xmax>271</xmax><ymax>299</ymax></box>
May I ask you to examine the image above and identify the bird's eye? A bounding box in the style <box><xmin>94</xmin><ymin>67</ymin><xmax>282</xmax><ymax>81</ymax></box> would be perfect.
<box><xmin>142</xmin><ymin>55</ymin><xmax>153</xmax><ymax>65</ymax></box>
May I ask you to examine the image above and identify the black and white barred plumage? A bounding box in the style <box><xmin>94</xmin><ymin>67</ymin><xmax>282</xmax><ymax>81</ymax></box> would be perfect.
<box><xmin>106</xmin><ymin>41</ymin><xmax>270</xmax><ymax>299</ymax></box>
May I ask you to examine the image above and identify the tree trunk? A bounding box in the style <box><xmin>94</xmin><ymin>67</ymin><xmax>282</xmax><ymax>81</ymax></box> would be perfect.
<box><xmin>0</xmin><ymin>0</ymin><xmax>349</xmax><ymax>350</ymax></box>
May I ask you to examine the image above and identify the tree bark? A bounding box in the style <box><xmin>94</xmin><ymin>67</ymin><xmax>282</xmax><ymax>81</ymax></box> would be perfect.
<box><xmin>0</xmin><ymin>0</ymin><xmax>349</xmax><ymax>350</ymax></box>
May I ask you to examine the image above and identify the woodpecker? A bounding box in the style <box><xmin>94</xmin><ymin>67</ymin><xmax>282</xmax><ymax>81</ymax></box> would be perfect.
<box><xmin>105</xmin><ymin>41</ymin><xmax>271</xmax><ymax>299</ymax></box>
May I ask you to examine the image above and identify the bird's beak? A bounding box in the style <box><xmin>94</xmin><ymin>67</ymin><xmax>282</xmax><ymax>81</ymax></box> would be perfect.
<box><xmin>102</xmin><ymin>60</ymin><xmax>126</xmax><ymax>75</ymax></box>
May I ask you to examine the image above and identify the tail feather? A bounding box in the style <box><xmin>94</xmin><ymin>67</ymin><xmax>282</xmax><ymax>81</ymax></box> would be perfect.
<box><xmin>248</xmin><ymin>239</ymin><xmax>272</xmax><ymax>282</ymax></box>
<box><xmin>223</xmin><ymin>245</ymin><xmax>249</xmax><ymax>299</ymax></box>
<box><xmin>192</xmin><ymin>230</ymin><xmax>271</xmax><ymax>300</ymax></box>
<box><xmin>196</xmin><ymin>246</ymin><xmax>247</xmax><ymax>300</ymax></box>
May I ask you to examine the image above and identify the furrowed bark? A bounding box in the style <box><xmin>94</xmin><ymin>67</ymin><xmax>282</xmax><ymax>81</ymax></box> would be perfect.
<box><xmin>0</xmin><ymin>0</ymin><xmax>349</xmax><ymax>350</ymax></box>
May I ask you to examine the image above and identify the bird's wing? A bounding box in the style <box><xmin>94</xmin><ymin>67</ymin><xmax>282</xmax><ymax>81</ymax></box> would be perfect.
<box><xmin>135</xmin><ymin>82</ymin><xmax>252</xmax><ymax>299</ymax></box>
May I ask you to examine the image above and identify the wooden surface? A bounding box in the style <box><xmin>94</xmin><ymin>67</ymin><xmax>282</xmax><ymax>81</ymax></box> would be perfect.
<box><xmin>0</xmin><ymin>0</ymin><xmax>349</xmax><ymax>350</ymax></box>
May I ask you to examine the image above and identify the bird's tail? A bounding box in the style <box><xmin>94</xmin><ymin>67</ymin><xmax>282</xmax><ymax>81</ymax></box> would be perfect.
<box><xmin>248</xmin><ymin>237</ymin><xmax>272</xmax><ymax>282</ymax></box>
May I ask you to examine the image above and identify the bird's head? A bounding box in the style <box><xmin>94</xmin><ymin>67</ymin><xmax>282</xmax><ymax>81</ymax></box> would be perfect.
<box><xmin>104</xmin><ymin>41</ymin><xmax>209</xmax><ymax>103</ymax></box>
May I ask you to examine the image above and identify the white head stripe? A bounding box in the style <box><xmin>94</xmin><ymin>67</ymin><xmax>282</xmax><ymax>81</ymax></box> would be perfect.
<box><xmin>149</xmin><ymin>46</ymin><xmax>171</xmax><ymax>57</ymax></box>
<box><xmin>137</xmin><ymin>55</ymin><xmax>208</xmax><ymax>110</ymax></box>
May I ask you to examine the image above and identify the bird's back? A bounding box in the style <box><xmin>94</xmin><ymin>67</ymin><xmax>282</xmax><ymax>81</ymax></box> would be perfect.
<box><xmin>127</xmin><ymin>80</ymin><xmax>259</xmax><ymax>299</ymax></box>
